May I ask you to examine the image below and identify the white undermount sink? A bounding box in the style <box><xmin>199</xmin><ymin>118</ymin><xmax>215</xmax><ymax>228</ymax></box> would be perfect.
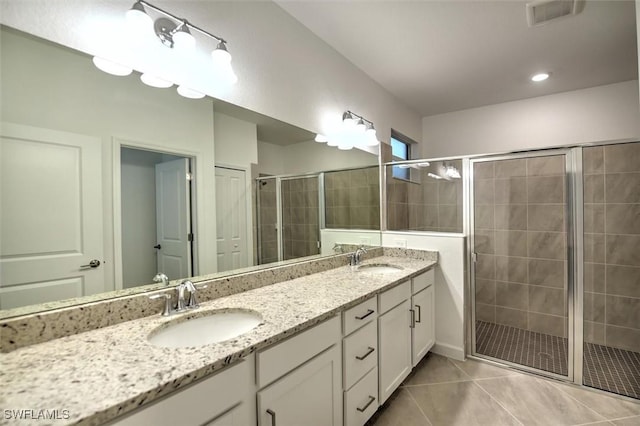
<box><xmin>148</xmin><ymin>310</ymin><xmax>263</xmax><ymax>349</ymax></box>
<box><xmin>356</xmin><ymin>263</ymin><xmax>404</xmax><ymax>274</ymax></box>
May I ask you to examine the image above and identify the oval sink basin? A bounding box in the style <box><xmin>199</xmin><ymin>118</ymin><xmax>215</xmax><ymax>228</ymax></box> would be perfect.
<box><xmin>148</xmin><ymin>310</ymin><xmax>262</xmax><ymax>349</ymax></box>
<box><xmin>356</xmin><ymin>264</ymin><xmax>403</xmax><ymax>274</ymax></box>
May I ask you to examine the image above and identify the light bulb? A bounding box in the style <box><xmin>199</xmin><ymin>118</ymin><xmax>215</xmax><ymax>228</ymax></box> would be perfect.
<box><xmin>126</xmin><ymin>1</ymin><xmax>153</xmax><ymax>35</ymax></box>
<box><xmin>315</xmin><ymin>134</ymin><xmax>328</xmax><ymax>143</ymax></box>
<box><xmin>140</xmin><ymin>73</ymin><xmax>173</xmax><ymax>88</ymax></box>
<box><xmin>177</xmin><ymin>85</ymin><xmax>205</xmax><ymax>99</ymax></box>
<box><xmin>173</xmin><ymin>24</ymin><xmax>196</xmax><ymax>50</ymax></box>
<box><xmin>355</xmin><ymin>118</ymin><xmax>366</xmax><ymax>133</ymax></box>
<box><xmin>92</xmin><ymin>57</ymin><xmax>133</xmax><ymax>76</ymax></box>
<box><xmin>211</xmin><ymin>42</ymin><xmax>232</xmax><ymax>66</ymax></box>
<box><xmin>365</xmin><ymin>128</ymin><xmax>379</xmax><ymax>146</ymax></box>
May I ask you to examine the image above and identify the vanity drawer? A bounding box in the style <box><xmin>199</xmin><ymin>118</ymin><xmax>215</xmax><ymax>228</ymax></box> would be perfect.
<box><xmin>412</xmin><ymin>268</ymin><xmax>434</xmax><ymax>294</ymax></box>
<box><xmin>343</xmin><ymin>320</ymin><xmax>377</xmax><ymax>389</ymax></box>
<box><xmin>344</xmin><ymin>367</ymin><xmax>379</xmax><ymax>426</ymax></box>
<box><xmin>256</xmin><ymin>315</ymin><xmax>340</xmax><ymax>388</ymax></box>
<box><xmin>378</xmin><ymin>280</ymin><xmax>411</xmax><ymax>314</ymax></box>
<box><xmin>343</xmin><ymin>297</ymin><xmax>377</xmax><ymax>336</ymax></box>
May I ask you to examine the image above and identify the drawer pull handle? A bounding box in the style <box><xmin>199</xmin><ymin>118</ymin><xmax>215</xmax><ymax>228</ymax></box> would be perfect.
<box><xmin>266</xmin><ymin>409</ymin><xmax>276</xmax><ymax>426</ymax></box>
<box><xmin>357</xmin><ymin>395</ymin><xmax>376</xmax><ymax>412</ymax></box>
<box><xmin>355</xmin><ymin>309</ymin><xmax>375</xmax><ymax>320</ymax></box>
<box><xmin>410</xmin><ymin>309</ymin><xmax>415</xmax><ymax>328</ymax></box>
<box><xmin>355</xmin><ymin>346</ymin><xmax>375</xmax><ymax>360</ymax></box>
<box><xmin>415</xmin><ymin>304</ymin><xmax>422</xmax><ymax>323</ymax></box>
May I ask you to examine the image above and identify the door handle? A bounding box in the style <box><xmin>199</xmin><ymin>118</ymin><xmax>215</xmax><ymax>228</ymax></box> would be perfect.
<box><xmin>154</xmin><ymin>244</ymin><xmax>162</xmax><ymax>249</ymax></box>
<box><xmin>356</xmin><ymin>396</ymin><xmax>376</xmax><ymax>412</ymax></box>
<box><xmin>410</xmin><ymin>309</ymin><xmax>415</xmax><ymax>328</ymax></box>
<box><xmin>80</xmin><ymin>259</ymin><xmax>101</xmax><ymax>269</ymax></box>
<box><xmin>355</xmin><ymin>309</ymin><xmax>375</xmax><ymax>320</ymax></box>
<box><xmin>355</xmin><ymin>346</ymin><xmax>375</xmax><ymax>361</ymax></box>
<box><xmin>415</xmin><ymin>304</ymin><xmax>422</xmax><ymax>323</ymax></box>
<box><xmin>266</xmin><ymin>409</ymin><xmax>276</xmax><ymax>426</ymax></box>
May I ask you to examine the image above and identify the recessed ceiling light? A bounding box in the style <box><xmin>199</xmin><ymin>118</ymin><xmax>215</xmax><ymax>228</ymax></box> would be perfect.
<box><xmin>531</xmin><ymin>72</ymin><xmax>550</xmax><ymax>82</ymax></box>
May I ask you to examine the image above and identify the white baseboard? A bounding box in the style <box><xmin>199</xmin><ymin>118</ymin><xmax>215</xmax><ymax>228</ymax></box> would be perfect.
<box><xmin>432</xmin><ymin>342</ymin><xmax>465</xmax><ymax>361</ymax></box>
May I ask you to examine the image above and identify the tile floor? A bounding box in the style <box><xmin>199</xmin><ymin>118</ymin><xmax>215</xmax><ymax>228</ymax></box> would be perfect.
<box><xmin>367</xmin><ymin>353</ymin><xmax>640</xmax><ymax>426</ymax></box>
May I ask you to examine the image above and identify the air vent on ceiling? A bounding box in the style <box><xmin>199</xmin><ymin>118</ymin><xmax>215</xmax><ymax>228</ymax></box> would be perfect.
<box><xmin>526</xmin><ymin>0</ymin><xmax>579</xmax><ymax>27</ymax></box>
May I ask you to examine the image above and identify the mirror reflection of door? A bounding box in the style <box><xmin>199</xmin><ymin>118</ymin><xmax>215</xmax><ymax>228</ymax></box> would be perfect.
<box><xmin>0</xmin><ymin>123</ymin><xmax>105</xmax><ymax>309</ymax></box>
<box><xmin>120</xmin><ymin>147</ymin><xmax>194</xmax><ymax>288</ymax></box>
<box><xmin>215</xmin><ymin>166</ymin><xmax>249</xmax><ymax>272</ymax></box>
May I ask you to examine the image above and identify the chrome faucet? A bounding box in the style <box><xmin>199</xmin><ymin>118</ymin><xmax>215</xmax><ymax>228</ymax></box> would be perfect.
<box><xmin>149</xmin><ymin>280</ymin><xmax>207</xmax><ymax>316</ymax></box>
<box><xmin>349</xmin><ymin>246</ymin><xmax>368</xmax><ymax>267</ymax></box>
<box><xmin>153</xmin><ymin>273</ymin><xmax>169</xmax><ymax>286</ymax></box>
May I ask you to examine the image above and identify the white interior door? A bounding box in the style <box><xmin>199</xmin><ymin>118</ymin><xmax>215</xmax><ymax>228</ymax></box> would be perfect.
<box><xmin>215</xmin><ymin>167</ymin><xmax>248</xmax><ymax>272</ymax></box>
<box><xmin>0</xmin><ymin>122</ymin><xmax>104</xmax><ymax>309</ymax></box>
<box><xmin>155</xmin><ymin>158</ymin><xmax>192</xmax><ymax>280</ymax></box>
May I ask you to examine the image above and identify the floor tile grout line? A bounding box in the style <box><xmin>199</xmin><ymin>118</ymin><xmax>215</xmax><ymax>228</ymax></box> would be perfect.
<box><xmin>471</xmin><ymin>378</ymin><xmax>526</xmax><ymax>426</ymax></box>
<box><xmin>404</xmin><ymin>387</ymin><xmax>434</xmax><ymax>426</ymax></box>
<box><xmin>401</xmin><ymin>378</ymin><xmax>474</xmax><ymax>387</ymax></box>
<box><xmin>446</xmin><ymin>357</ymin><xmax>475</xmax><ymax>381</ymax></box>
<box><xmin>607</xmin><ymin>414</ymin><xmax>640</xmax><ymax>422</ymax></box>
<box><xmin>541</xmin><ymin>378</ymin><xmax>609</xmax><ymax>422</ymax></box>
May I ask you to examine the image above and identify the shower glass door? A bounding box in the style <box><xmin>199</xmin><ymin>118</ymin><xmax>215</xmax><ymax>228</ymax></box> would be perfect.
<box><xmin>280</xmin><ymin>175</ymin><xmax>320</xmax><ymax>261</ymax></box>
<box><xmin>471</xmin><ymin>151</ymin><xmax>572</xmax><ymax>379</ymax></box>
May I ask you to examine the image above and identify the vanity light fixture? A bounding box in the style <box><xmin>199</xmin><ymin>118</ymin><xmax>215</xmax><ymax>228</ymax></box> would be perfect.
<box><xmin>177</xmin><ymin>85</ymin><xmax>205</xmax><ymax>99</ymax></box>
<box><xmin>92</xmin><ymin>57</ymin><xmax>133</xmax><ymax>76</ymax></box>
<box><xmin>531</xmin><ymin>72</ymin><xmax>550</xmax><ymax>82</ymax></box>
<box><xmin>140</xmin><ymin>73</ymin><xmax>173</xmax><ymax>88</ymax></box>
<box><xmin>315</xmin><ymin>110</ymin><xmax>379</xmax><ymax>151</ymax></box>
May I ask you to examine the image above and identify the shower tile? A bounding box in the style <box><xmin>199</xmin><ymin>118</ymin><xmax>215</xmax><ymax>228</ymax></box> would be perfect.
<box><xmin>474</xmin><ymin>161</ymin><xmax>495</xmax><ymax>179</ymax></box>
<box><xmin>495</xmin><ymin>256</ymin><xmax>528</xmax><ymax>284</ymax></box>
<box><xmin>528</xmin><ymin>312</ymin><xmax>566</xmax><ymax>337</ymax></box>
<box><xmin>584</xmin><ymin>292</ymin><xmax>605</xmax><ymax>323</ymax></box>
<box><xmin>475</xmin><ymin>279</ymin><xmax>496</xmax><ymax>305</ymax></box>
<box><xmin>439</xmin><ymin>181</ymin><xmax>459</xmax><ymax>205</ymax></box>
<box><xmin>495</xmin><ymin>159</ymin><xmax>527</xmax><ymax>178</ymax></box>
<box><xmin>438</xmin><ymin>205</ymin><xmax>460</xmax><ymax>229</ymax></box>
<box><xmin>584</xmin><ymin>262</ymin><xmax>605</xmax><ymax>293</ymax></box>
<box><xmin>606</xmin><ymin>325</ymin><xmax>640</xmax><ymax>353</ymax></box>
<box><xmin>474</xmin><ymin>230</ymin><xmax>495</xmax><ymax>254</ymax></box>
<box><xmin>495</xmin><ymin>205</ymin><xmax>527</xmax><ymax>230</ymax></box>
<box><xmin>528</xmin><ymin>287</ymin><xmax>565</xmax><ymax>316</ymax></box>
<box><xmin>583</xmin><ymin>146</ymin><xmax>605</xmax><ymax>174</ymax></box>
<box><xmin>606</xmin><ymin>234</ymin><xmax>640</xmax><ymax>266</ymax></box>
<box><xmin>349</xmin><ymin>169</ymin><xmax>367</xmax><ymax>186</ymax></box>
<box><xmin>606</xmin><ymin>204</ymin><xmax>640</xmax><ymax>235</ymax></box>
<box><xmin>584</xmin><ymin>204</ymin><xmax>605</xmax><ymax>233</ymax></box>
<box><xmin>584</xmin><ymin>233</ymin><xmax>605</xmax><ymax>263</ymax></box>
<box><xmin>494</xmin><ymin>177</ymin><xmax>527</xmax><ymax>204</ymax></box>
<box><xmin>494</xmin><ymin>230</ymin><xmax>527</xmax><ymax>257</ymax></box>
<box><xmin>528</xmin><ymin>231</ymin><xmax>566</xmax><ymax>260</ymax></box>
<box><xmin>495</xmin><ymin>306</ymin><xmax>527</xmax><ymax>329</ymax></box>
<box><xmin>583</xmin><ymin>320</ymin><xmax>605</xmax><ymax>345</ymax></box>
<box><xmin>605</xmin><ymin>295</ymin><xmax>640</xmax><ymax>329</ymax></box>
<box><xmin>583</xmin><ymin>174</ymin><xmax>605</xmax><ymax>203</ymax></box>
<box><xmin>496</xmin><ymin>282</ymin><xmax>528</xmax><ymax>310</ymax></box>
<box><xmin>606</xmin><ymin>265</ymin><xmax>640</xmax><ymax>298</ymax></box>
<box><xmin>475</xmin><ymin>254</ymin><xmax>496</xmax><ymax>280</ymax></box>
<box><xmin>474</xmin><ymin>178</ymin><xmax>495</xmax><ymax>205</ymax></box>
<box><xmin>605</xmin><ymin>173</ymin><xmax>640</xmax><ymax>203</ymax></box>
<box><xmin>474</xmin><ymin>205</ymin><xmax>494</xmax><ymax>230</ymax></box>
<box><xmin>604</xmin><ymin>142</ymin><xmax>640</xmax><ymax>173</ymax></box>
<box><xmin>527</xmin><ymin>176</ymin><xmax>565</xmax><ymax>204</ymax></box>
<box><xmin>528</xmin><ymin>259</ymin><xmax>565</xmax><ymax>288</ymax></box>
<box><xmin>476</xmin><ymin>303</ymin><xmax>496</xmax><ymax>322</ymax></box>
<box><xmin>526</xmin><ymin>156</ymin><xmax>565</xmax><ymax>176</ymax></box>
<box><xmin>422</xmin><ymin>181</ymin><xmax>438</xmax><ymax>204</ymax></box>
<box><xmin>528</xmin><ymin>204</ymin><xmax>564</xmax><ymax>232</ymax></box>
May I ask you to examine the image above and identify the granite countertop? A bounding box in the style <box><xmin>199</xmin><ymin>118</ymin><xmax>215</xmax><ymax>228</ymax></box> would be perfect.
<box><xmin>0</xmin><ymin>255</ymin><xmax>436</xmax><ymax>426</ymax></box>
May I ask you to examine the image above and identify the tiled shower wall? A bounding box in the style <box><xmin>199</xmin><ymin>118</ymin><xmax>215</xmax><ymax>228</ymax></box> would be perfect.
<box><xmin>325</xmin><ymin>167</ymin><xmax>380</xmax><ymax>230</ymax></box>
<box><xmin>583</xmin><ymin>143</ymin><xmax>640</xmax><ymax>353</ymax></box>
<box><xmin>474</xmin><ymin>155</ymin><xmax>568</xmax><ymax>338</ymax></box>
<box><xmin>386</xmin><ymin>160</ymin><xmax>463</xmax><ymax>233</ymax></box>
<box><xmin>257</xmin><ymin>179</ymin><xmax>278</xmax><ymax>264</ymax></box>
<box><xmin>281</xmin><ymin>177</ymin><xmax>320</xmax><ymax>261</ymax></box>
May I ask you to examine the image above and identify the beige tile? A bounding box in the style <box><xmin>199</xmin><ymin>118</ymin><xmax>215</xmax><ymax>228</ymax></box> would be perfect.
<box><xmin>495</xmin><ymin>256</ymin><xmax>528</xmax><ymax>284</ymax></box>
<box><xmin>475</xmin><ymin>279</ymin><xmax>496</xmax><ymax>305</ymax></box>
<box><xmin>476</xmin><ymin>303</ymin><xmax>496</xmax><ymax>322</ymax></box>
<box><xmin>495</xmin><ymin>205</ymin><xmax>527</xmax><ymax>230</ymax></box>
<box><xmin>605</xmin><ymin>295</ymin><xmax>640</xmax><ymax>329</ymax></box>
<box><xmin>439</xmin><ymin>181</ymin><xmax>459</xmax><ymax>205</ymax></box>
<box><xmin>474</xmin><ymin>162</ymin><xmax>495</xmax><ymax>179</ymax></box>
<box><xmin>449</xmin><ymin>358</ymin><xmax>521</xmax><ymax>379</ymax></box>
<box><xmin>475</xmin><ymin>254</ymin><xmax>496</xmax><ymax>280</ymax></box>
<box><xmin>496</xmin><ymin>306</ymin><xmax>528</xmax><ymax>329</ymax></box>
<box><xmin>495</xmin><ymin>230</ymin><xmax>528</xmax><ymax>257</ymax></box>
<box><xmin>496</xmin><ymin>282</ymin><xmax>529</xmax><ymax>310</ymax></box>
<box><xmin>605</xmin><ymin>325</ymin><xmax>640</xmax><ymax>352</ymax></box>
<box><xmin>585</xmin><ymin>262</ymin><xmax>606</xmax><ymax>293</ymax></box>
<box><xmin>585</xmin><ymin>233</ymin><xmax>606</xmax><ymax>263</ymax></box>
<box><xmin>404</xmin><ymin>353</ymin><xmax>470</xmax><ymax>385</ymax></box>
<box><xmin>474</xmin><ymin>179</ymin><xmax>495</xmax><ymax>205</ymax></box>
<box><xmin>527</xmin><ymin>176</ymin><xmax>565</xmax><ymax>204</ymax></box>
<box><xmin>584</xmin><ymin>146</ymin><xmax>605</xmax><ymax>174</ymax></box>
<box><xmin>606</xmin><ymin>204</ymin><xmax>640</xmax><ymax>235</ymax></box>
<box><xmin>606</xmin><ymin>234</ymin><xmax>640</xmax><ymax>266</ymax></box>
<box><xmin>528</xmin><ymin>231</ymin><xmax>566</xmax><ymax>260</ymax></box>
<box><xmin>476</xmin><ymin>375</ymin><xmax>606</xmax><ymax>426</ymax></box>
<box><xmin>369</xmin><ymin>388</ymin><xmax>430</xmax><ymax>426</ymax></box>
<box><xmin>529</xmin><ymin>286</ymin><xmax>565</xmax><ymax>316</ymax></box>
<box><xmin>605</xmin><ymin>173</ymin><xmax>640</xmax><ymax>203</ymax></box>
<box><xmin>494</xmin><ymin>177</ymin><xmax>527</xmax><ymax>204</ymax></box>
<box><xmin>552</xmin><ymin>381</ymin><xmax>640</xmax><ymax>419</ymax></box>
<box><xmin>438</xmin><ymin>205</ymin><xmax>461</xmax><ymax>230</ymax></box>
<box><xmin>528</xmin><ymin>259</ymin><xmax>565</xmax><ymax>288</ymax></box>
<box><xmin>528</xmin><ymin>204</ymin><xmax>565</xmax><ymax>232</ymax></box>
<box><xmin>584</xmin><ymin>320</ymin><xmax>606</xmax><ymax>345</ymax></box>
<box><xmin>528</xmin><ymin>312</ymin><xmax>566</xmax><ymax>337</ymax></box>
<box><xmin>606</xmin><ymin>265</ymin><xmax>640</xmax><ymax>298</ymax></box>
<box><xmin>585</xmin><ymin>204</ymin><xmax>606</xmax><ymax>233</ymax></box>
<box><xmin>408</xmin><ymin>381</ymin><xmax>521</xmax><ymax>426</ymax></box>
<box><xmin>495</xmin><ymin>158</ymin><xmax>527</xmax><ymax>178</ymax></box>
<box><xmin>584</xmin><ymin>292</ymin><xmax>606</xmax><ymax>323</ymax></box>
<box><xmin>527</xmin><ymin>155</ymin><xmax>565</xmax><ymax>176</ymax></box>
<box><xmin>474</xmin><ymin>205</ymin><xmax>494</xmax><ymax>230</ymax></box>
<box><xmin>604</xmin><ymin>142</ymin><xmax>640</xmax><ymax>173</ymax></box>
<box><xmin>474</xmin><ymin>230</ymin><xmax>495</xmax><ymax>254</ymax></box>
<box><xmin>612</xmin><ymin>416</ymin><xmax>640</xmax><ymax>425</ymax></box>
<box><xmin>584</xmin><ymin>174</ymin><xmax>605</xmax><ymax>203</ymax></box>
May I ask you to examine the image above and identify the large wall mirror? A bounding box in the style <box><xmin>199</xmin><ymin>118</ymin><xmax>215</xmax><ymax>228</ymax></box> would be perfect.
<box><xmin>0</xmin><ymin>25</ymin><xmax>381</xmax><ymax>317</ymax></box>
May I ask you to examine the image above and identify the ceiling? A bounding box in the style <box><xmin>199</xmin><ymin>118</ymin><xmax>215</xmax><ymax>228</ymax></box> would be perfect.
<box><xmin>277</xmin><ymin>0</ymin><xmax>638</xmax><ymax>117</ymax></box>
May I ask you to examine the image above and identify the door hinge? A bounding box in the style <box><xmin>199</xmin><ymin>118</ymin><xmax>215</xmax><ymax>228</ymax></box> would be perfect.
<box><xmin>471</xmin><ymin>252</ymin><xmax>477</xmax><ymax>263</ymax></box>
<box><xmin>188</xmin><ymin>233</ymin><xmax>194</xmax><ymax>242</ymax></box>
<box><xmin>317</xmin><ymin>241</ymin><xmax>321</xmax><ymax>249</ymax></box>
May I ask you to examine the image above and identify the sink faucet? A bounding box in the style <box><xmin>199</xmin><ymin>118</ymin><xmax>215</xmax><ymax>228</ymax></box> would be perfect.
<box><xmin>349</xmin><ymin>246</ymin><xmax>368</xmax><ymax>267</ymax></box>
<box><xmin>153</xmin><ymin>273</ymin><xmax>169</xmax><ymax>286</ymax></box>
<box><xmin>149</xmin><ymin>280</ymin><xmax>208</xmax><ymax>316</ymax></box>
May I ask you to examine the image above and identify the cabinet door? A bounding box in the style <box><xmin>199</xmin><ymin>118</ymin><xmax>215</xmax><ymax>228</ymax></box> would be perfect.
<box><xmin>412</xmin><ymin>285</ymin><xmax>435</xmax><ymax>366</ymax></box>
<box><xmin>258</xmin><ymin>345</ymin><xmax>342</xmax><ymax>426</ymax></box>
<box><xmin>378</xmin><ymin>299</ymin><xmax>412</xmax><ymax>404</ymax></box>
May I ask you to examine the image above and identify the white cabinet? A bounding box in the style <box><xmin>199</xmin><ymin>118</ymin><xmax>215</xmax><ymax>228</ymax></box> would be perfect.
<box><xmin>411</xmin><ymin>284</ymin><xmax>435</xmax><ymax>366</ymax></box>
<box><xmin>108</xmin><ymin>355</ymin><xmax>255</xmax><ymax>426</ymax></box>
<box><xmin>344</xmin><ymin>367</ymin><xmax>378</xmax><ymax>426</ymax></box>
<box><xmin>378</xmin><ymin>298</ymin><xmax>412</xmax><ymax>404</ymax></box>
<box><xmin>257</xmin><ymin>344</ymin><xmax>342</xmax><ymax>426</ymax></box>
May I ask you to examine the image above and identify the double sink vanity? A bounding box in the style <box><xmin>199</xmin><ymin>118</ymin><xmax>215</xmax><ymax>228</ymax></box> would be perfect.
<box><xmin>0</xmin><ymin>248</ymin><xmax>437</xmax><ymax>426</ymax></box>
